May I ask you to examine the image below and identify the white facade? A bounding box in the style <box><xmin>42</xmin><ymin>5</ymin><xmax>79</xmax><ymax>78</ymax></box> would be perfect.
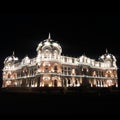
<box><xmin>2</xmin><ymin>34</ymin><xmax>118</xmax><ymax>88</ymax></box>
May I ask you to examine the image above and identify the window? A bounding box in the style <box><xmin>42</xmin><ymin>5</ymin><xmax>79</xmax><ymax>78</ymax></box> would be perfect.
<box><xmin>72</xmin><ymin>58</ymin><xmax>74</xmax><ymax>63</ymax></box>
<box><xmin>54</xmin><ymin>65</ymin><xmax>58</xmax><ymax>73</ymax></box>
<box><xmin>45</xmin><ymin>65</ymin><xmax>49</xmax><ymax>72</ymax></box>
<box><xmin>53</xmin><ymin>50</ymin><xmax>58</xmax><ymax>58</ymax></box>
<box><xmin>44</xmin><ymin>49</ymin><xmax>50</xmax><ymax>58</ymax></box>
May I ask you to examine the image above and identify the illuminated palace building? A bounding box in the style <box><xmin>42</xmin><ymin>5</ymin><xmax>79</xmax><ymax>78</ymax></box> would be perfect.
<box><xmin>2</xmin><ymin>34</ymin><xmax>118</xmax><ymax>88</ymax></box>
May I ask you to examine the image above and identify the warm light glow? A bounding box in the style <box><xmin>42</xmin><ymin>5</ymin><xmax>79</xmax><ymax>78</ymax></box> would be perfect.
<box><xmin>49</xmin><ymin>84</ymin><xmax>52</xmax><ymax>87</ymax></box>
<box><xmin>2</xmin><ymin>34</ymin><xmax>118</xmax><ymax>88</ymax></box>
<box><xmin>43</xmin><ymin>62</ymin><xmax>50</xmax><ymax>66</ymax></box>
<box><xmin>72</xmin><ymin>69</ymin><xmax>75</xmax><ymax>74</ymax></box>
<box><xmin>14</xmin><ymin>82</ymin><xmax>17</xmax><ymax>86</ymax></box>
<box><xmin>6</xmin><ymin>80</ymin><xmax>11</xmax><ymax>86</ymax></box>
<box><xmin>106</xmin><ymin>80</ymin><xmax>113</xmax><ymax>86</ymax></box>
<box><xmin>93</xmin><ymin>71</ymin><xmax>96</xmax><ymax>76</ymax></box>
<box><xmin>43</xmin><ymin>76</ymin><xmax>50</xmax><ymax>80</ymax></box>
<box><xmin>38</xmin><ymin>69</ymin><xmax>41</xmax><ymax>72</ymax></box>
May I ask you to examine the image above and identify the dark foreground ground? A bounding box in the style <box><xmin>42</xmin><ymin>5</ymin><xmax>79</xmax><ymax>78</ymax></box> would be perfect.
<box><xmin>0</xmin><ymin>87</ymin><xmax>120</xmax><ymax>115</ymax></box>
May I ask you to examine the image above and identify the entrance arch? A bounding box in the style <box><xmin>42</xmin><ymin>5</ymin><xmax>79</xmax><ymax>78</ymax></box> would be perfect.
<box><xmin>54</xmin><ymin>79</ymin><xmax>57</xmax><ymax>87</ymax></box>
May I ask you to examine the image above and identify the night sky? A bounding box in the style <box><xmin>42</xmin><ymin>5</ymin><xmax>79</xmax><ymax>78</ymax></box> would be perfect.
<box><xmin>0</xmin><ymin>12</ymin><xmax>120</xmax><ymax>86</ymax></box>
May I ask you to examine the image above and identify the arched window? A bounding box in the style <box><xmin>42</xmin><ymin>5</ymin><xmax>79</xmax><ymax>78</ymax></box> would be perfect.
<box><xmin>75</xmin><ymin>80</ymin><xmax>78</xmax><ymax>85</ymax></box>
<box><xmin>45</xmin><ymin>65</ymin><xmax>49</xmax><ymax>72</ymax></box>
<box><xmin>54</xmin><ymin>80</ymin><xmax>57</xmax><ymax>87</ymax></box>
<box><xmin>53</xmin><ymin>50</ymin><xmax>58</xmax><ymax>59</ymax></box>
<box><xmin>54</xmin><ymin>65</ymin><xmax>58</xmax><ymax>73</ymax></box>
<box><xmin>8</xmin><ymin>74</ymin><xmax>11</xmax><ymax>78</ymax></box>
<box><xmin>93</xmin><ymin>71</ymin><xmax>96</xmax><ymax>76</ymax></box>
<box><xmin>44</xmin><ymin>49</ymin><xmax>50</xmax><ymax>58</ymax></box>
<box><xmin>68</xmin><ymin>79</ymin><xmax>71</xmax><ymax>85</ymax></box>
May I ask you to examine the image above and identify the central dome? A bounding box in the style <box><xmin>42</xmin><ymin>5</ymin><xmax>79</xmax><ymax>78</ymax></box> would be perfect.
<box><xmin>36</xmin><ymin>33</ymin><xmax>62</xmax><ymax>56</ymax></box>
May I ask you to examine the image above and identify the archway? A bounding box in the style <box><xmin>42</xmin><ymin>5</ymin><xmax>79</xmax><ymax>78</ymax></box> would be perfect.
<box><xmin>54</xmin><ymin>80</ymin><xmax>57</xmax><ymax>87</ymax></box>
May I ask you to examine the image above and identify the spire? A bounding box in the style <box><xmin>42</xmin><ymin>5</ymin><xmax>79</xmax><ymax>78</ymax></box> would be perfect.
<box><xmin>12</xmin><ymin>51</ymin><xmax>15</xmax><ymax>56</ymax></box>
<box><xmin>106</xmin><ymin>48</ymin><xmax>108</xmax><ymax>54</ymax></box>
<box><xmin>83</xmin><ymin>52</ymin><xmax>86</xmax><ymax>56</ymax></box>
<box><xmin>48</xmin><ymin>32</ymin><xmax>51</xmax><ymax>39</ymax></box>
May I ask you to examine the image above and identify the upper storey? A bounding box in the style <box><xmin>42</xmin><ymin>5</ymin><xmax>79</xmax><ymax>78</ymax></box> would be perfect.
<box><xmin>3</xmin><ymin>34</ymin><xmax>118</xmax><ymax>71</ymax></box>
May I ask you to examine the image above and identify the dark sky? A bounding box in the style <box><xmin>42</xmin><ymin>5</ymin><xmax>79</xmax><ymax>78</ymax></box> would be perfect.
<box><xmin>0</xmin><ymin>12</ymin><xmax>120</xmax><ymax>84</ymax></box>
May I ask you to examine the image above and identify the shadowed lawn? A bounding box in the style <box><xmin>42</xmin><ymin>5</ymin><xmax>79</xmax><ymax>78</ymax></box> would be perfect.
<box><xmin>0</xmin><ymin>87</ymin><xmax>120</xmax><ymax>114</ymax></box>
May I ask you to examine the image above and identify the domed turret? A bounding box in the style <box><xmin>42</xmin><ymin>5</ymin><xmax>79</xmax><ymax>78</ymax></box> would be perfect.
<box><xmin>36</xmin><ymin>33</ymin><xmax>62</xmax><ymax>59</ymax></box>
<box><xmin>99</xmin><ymin>49</ymin><xmax>116</xmax><ymax>61</ymax></box>
<box><xmin>4</xmin><ymin>52</ymin><xmax>19</xmax><ymax>65</ymax></box>
<box><xmin>99</xmin><ymin>49</ymin><xmax>117</xmax><ymax>67</ymax></box>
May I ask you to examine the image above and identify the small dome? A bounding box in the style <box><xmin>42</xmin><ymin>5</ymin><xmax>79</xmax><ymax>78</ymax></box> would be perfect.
<box><xmin>4</xmin><ymin>52</ymin><xmax>19</xmax><ymax>64</ymax></box>
<box><xmin>99</xmin><ymin>50</ymin><xmax>116</xmax><ymax>62</ymax></box>
<box><xmin>99</xmin><ymin>54</ymin><xmax>116</xmax><ymax>61</ymax></box>
<box><xmin>22</xmin><ymin>56</ymin><xmax>30</xmax><ymax>64</ymax></box>
<box><xmin>36</xmin><ymin>33</ymin><xmax>62</xmax><ymax>55</ymax></box>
